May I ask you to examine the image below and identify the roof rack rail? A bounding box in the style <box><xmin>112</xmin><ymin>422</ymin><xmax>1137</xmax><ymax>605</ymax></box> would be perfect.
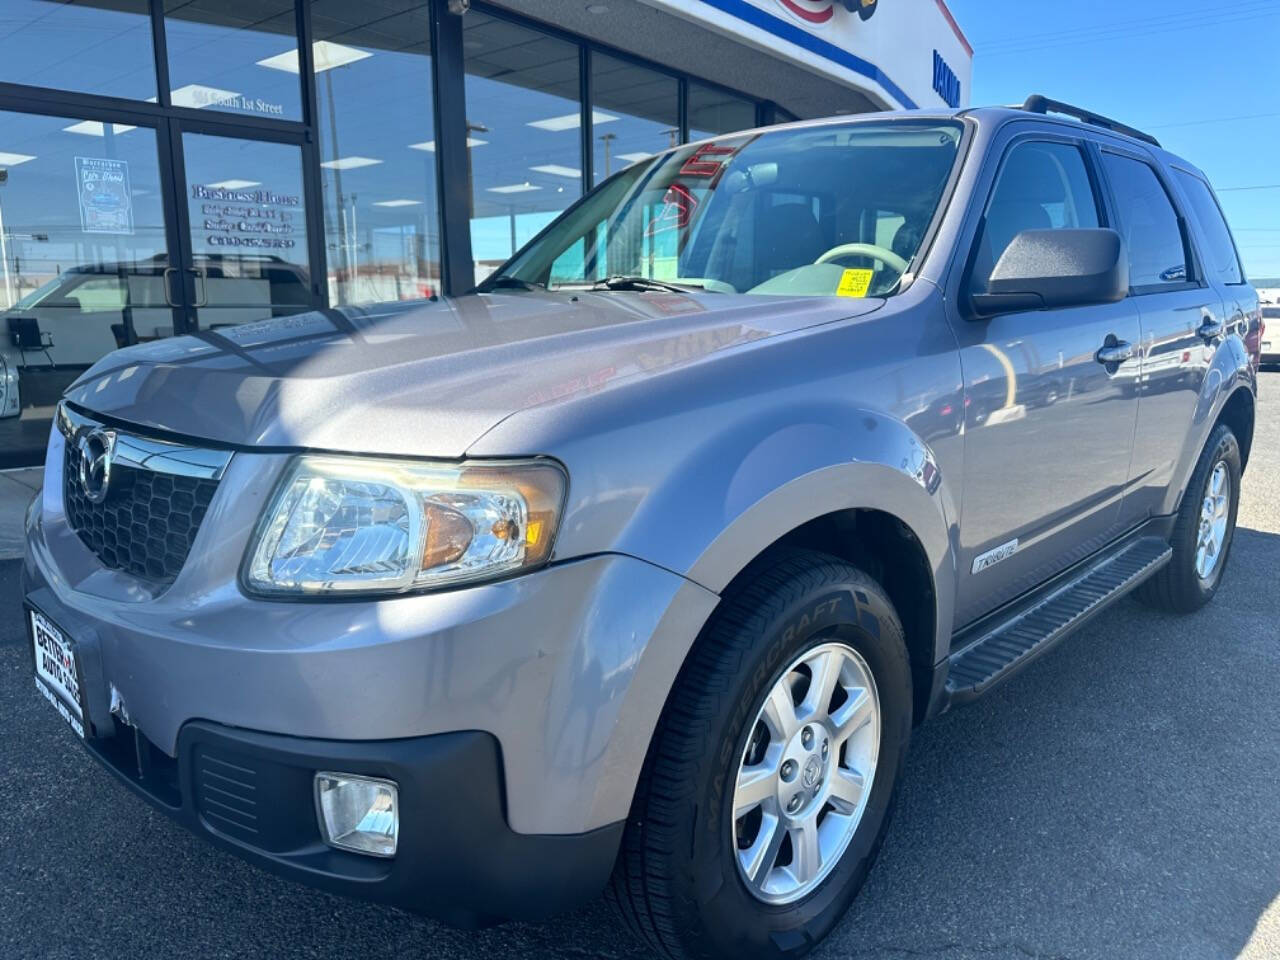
<box><xmin>1018</xmin><ymin>95</ymin><xmax>1161</xmax><ymax>148</ymax></box>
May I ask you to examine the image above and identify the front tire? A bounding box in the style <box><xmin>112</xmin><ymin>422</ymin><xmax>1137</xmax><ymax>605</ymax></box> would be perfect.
<box><xmin>608</xmin><ymin>550</ymin><xmax>912</xmax><ymax>960</ymax></box>
<box><xmin>1136</xmin><ymin>423</ymin><xmax>1242</xmax><ymax>613</ymax></box>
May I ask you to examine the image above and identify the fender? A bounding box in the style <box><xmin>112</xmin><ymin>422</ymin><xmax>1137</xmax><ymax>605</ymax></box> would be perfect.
<box><xmin>574</xmin><ymin>408</ymin><xmax>960</xmax><ymax>830</ymax></box>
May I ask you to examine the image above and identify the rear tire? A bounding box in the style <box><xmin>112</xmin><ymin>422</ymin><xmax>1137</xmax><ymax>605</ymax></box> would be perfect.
<box><xmin>608</xmin><ymin>550</ymin><xmax>912</xmax><ymax>960</ymax></box>
<box><xmin>1136</xmin><ymin>423</ymin><xmax>1241</xmax><ymax>613</ymax></box>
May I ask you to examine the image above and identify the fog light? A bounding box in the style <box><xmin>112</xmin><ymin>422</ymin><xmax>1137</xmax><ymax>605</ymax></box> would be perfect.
<box><xmin>315</xmin><ymin>772</ymin><xmax>399</xmax><ymax>857</ymax></box>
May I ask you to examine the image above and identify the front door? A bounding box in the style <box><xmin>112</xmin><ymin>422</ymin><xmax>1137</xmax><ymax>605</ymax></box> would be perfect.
<box><xmin>949</xmin><ymin>133</ymin><xmax>1143</xmax><ymax>627</ymax></box>
<box><xmin>161</xmin><ymin>122</ymin><xmax>321</xmax><ymax>336</ymax></box>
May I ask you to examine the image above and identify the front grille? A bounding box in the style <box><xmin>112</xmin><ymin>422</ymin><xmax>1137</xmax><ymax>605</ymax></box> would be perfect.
<box><xmin>59</xmin><ymin>407</ymin><xmax>230</xmax><ymax>584</ymax></box>
<box><xmin>64</xmin><ymin>443</ymin><xmax>219</xmax><ymax>582</ymax></box>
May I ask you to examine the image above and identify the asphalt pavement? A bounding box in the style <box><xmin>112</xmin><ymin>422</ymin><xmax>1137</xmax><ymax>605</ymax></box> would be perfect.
<box><xmin>2</xmin><ymin>374</ymin><xmax>1277</xmax><ymax>960</ymax></box>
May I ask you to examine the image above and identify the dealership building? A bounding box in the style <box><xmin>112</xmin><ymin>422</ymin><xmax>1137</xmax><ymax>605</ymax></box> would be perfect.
<box><xmin>0</xmin><ymin>0</ymin><xmax>970</xmax><ymax>466</ymax></box>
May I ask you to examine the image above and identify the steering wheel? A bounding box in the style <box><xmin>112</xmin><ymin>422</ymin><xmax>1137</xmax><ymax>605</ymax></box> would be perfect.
<box><xmin>814</xmin><ymin>242</ymin><xmax>909</xmax><ymax>274</ymax></box>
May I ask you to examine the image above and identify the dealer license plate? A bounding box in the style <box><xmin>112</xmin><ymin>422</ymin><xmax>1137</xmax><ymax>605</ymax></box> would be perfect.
<box><xmin>31</xmin><ymin>610</ymin><xmax>85</xmax><ymax>738</ymax></box>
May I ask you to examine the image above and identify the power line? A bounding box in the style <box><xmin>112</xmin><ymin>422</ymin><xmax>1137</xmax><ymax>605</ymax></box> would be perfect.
<box><xmin>1146</xmin><ymin>111</ymin><xmax>1280</xmax><ymax>130</ymax></box>
<box><xmin>976</xmin><ymin>7</ymin><xmax>1279</xmax><ymax>58</ymax></box>
<box><xmin>1217</xmin><ymin>184</ymin><xmax>1280</xmax><ymax>193</ymax></box>
<box><xmin>974</xmin><ymin>0</ymin><xmax>1276</xmax><ymax>52</ymax></box>
<box><xmin>974</xmin><ymin>0</ymin><xmax>1275</xmax><ymax>50</ymax></box>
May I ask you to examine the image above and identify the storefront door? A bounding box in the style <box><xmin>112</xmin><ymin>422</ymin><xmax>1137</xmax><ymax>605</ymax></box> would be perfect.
<box><xmin>162</xmin><ymin>122</ymin><xmax>320</xmax><ymax>335</ymax></box>
<box><xmin>0</xmin><ymin>101</ymin><xmax>322</xmax><ymax>465</ymax></box>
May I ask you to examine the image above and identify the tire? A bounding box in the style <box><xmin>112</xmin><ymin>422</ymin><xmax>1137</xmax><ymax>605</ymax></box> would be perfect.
<box><xmin>1136</xmin><ymin>423</ymin><xmax>1242</xmax><ymax>613</ymax></box>
<box><xmin>608</xmin><ymin>550</ymin><xmax>912</xmax><ymax>960</ymax></box>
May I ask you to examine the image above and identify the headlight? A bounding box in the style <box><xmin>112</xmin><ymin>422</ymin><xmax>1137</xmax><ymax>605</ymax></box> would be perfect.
<box><xmin>244</xmin><ymin>455</ymin><xmax>567</xmax><ymax>596</ymax></box>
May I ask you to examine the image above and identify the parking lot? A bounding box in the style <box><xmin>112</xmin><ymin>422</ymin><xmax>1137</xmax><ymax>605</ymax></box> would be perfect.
<box><xmin>1</xmin><ymin>373</ymin><xmax>1276</xmax><ymax>960</ymax></box>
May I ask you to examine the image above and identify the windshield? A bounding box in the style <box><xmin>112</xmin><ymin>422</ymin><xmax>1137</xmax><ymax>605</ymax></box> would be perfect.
<box><xmin>491</xmin><ymin>120</ymin><xmax>963</xmax><ymax>299</ymax></box>
<box><xmin>10</xmin><ymin>273</ymin><xmax>71</xmax><ymax>311</ymax></box>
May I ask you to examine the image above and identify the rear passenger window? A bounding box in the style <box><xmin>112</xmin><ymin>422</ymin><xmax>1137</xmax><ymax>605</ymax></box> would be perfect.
<box><xmin>973</xmin><ymin>142</ymin><xmax>1099</xmax><ymax>292</ymax></box>
<box><xmin>1101</xmin><ymin>154</ymin><xmax>1188</xmax><ymax>290</ymax></box>
<box><xmin>1175</xmin><ymin>171</ymin><xmax>1243</xmax><ymax>285</ymax></box>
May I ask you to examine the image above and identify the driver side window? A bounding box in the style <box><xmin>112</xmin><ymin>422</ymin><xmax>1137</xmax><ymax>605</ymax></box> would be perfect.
<box><xmin>972</xmin><ymin>141</ymin><xmax>1101</xmax><ymax>293</ymax></box>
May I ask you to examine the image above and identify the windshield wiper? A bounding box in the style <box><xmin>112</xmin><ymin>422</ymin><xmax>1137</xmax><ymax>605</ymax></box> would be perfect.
<box><xmin>479</xmin><ymin>275</ymin><xmax>543</xmax><ymax>292</ymax></box>
<box><xmin>590</xmin><ymin>275</ymin><xmax>695</xmax><ymax>294</ymax></box>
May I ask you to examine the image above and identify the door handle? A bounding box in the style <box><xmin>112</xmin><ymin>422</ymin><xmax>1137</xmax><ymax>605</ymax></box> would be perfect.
<box><xmin>1095</xmin><ymin>339</ymin><xmax>1133</xmax><ymax>365</ymax></box>
<box><xmin>1197</xmin><ymin>317</ymin><xmax>1224</xmax><ymax>342</ymax></box>
<box><xmin>161</xmin><ymin>267</ymin><xmax>180</xmax><ymax>308</ymax></box>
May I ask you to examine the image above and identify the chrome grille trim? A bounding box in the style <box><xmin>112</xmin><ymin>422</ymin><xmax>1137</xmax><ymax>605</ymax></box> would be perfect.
<box><xmin>57</xmin><ymin>403</ymin><xmax>232</xmax><ymax>481</ymax></box>
<box><xmin>57</xmin><ymin>403</ymin><xmax>232</xmax><ymax>583</ymax></box>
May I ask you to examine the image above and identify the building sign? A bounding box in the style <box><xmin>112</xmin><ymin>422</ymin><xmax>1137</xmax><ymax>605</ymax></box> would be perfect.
<box><xmin>192</xmin><ymin>183</ymin><xmax>300</xmax><ymax>250</ymax></box>
<box><xmin>775</xmin><ymin>0</ymin><xmax>877</xmax><ymax>25</ymax></box>
<box><xmin>644</xmin><ymin>0</ymin><xmax>971</xmax><ymax>110</ymax></box>
<box><xmin>932</xmin><ymin>50</ymin><xmax>960</xmax><ymax>108</ymax></box>
<box><xmin>74</xmin><ymin>157</ymin><xmax>133</xmax><ymax>235</ymax></box>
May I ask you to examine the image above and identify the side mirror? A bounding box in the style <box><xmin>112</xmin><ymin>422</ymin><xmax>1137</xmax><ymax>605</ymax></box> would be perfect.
<box><xmin>970</xmin><ymin>228</ymin><xmax>1128</xmax><ymax>317</ymax></box>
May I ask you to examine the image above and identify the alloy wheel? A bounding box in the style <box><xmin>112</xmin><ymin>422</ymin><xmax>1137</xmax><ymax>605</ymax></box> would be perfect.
<box><xmin>731</xmin><ymin>642</ymin><xmax>880</xmax><ymax>905</ymax></box>
<box><xmin>1195</xmin><ymin>460</ymin><xmax>1231</xmax><ymax>580</ymax></box>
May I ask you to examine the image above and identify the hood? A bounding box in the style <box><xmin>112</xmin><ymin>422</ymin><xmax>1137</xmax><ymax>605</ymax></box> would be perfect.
<box><xmin>65</xmin><ymin>290</ymin><xmax>882</xmax><ymax>458</ymax></box>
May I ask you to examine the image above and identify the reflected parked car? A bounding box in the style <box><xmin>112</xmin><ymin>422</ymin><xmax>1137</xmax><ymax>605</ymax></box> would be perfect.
<box><xmin>1262</xmin><ymin>307</ymin><xmax>1279</xmax><ymax>367</ymax></box>
<box><xmin>1</xmin><ymin>254</ymin><xmax>311</xmax><ymax>424</ymax></box>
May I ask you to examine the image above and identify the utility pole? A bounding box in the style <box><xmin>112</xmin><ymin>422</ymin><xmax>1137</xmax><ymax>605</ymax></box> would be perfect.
<box><xmin>599</xmin><ymin>132</ymin><xmax>616</xmax><ymax>179</ymax></box>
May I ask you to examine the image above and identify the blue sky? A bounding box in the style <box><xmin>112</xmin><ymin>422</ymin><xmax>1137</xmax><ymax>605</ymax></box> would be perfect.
<box><xmin>948</xmin><ymin>0</ymin><xmax>1280</xmax><ymax>281</ymax></box>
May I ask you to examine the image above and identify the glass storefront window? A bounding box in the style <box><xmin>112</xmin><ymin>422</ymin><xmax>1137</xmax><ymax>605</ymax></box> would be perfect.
<box><xmin>463</xmin><ymin>12</ymin><xmax>582</xmax><ymax>285</ymax></box>
<box><xmin>688</xmin><ymin>83</ymin><xmax>757</xmax><ymax>141</ymax></box>
<box><xmin>0</xmin><ymin>0</ymin><xmax>156</xmax><ymax>100</ymax></box>
<box><xmin>311</xmin><ymin>0</ymin><xmax>441</xmax><ymax>304</ymax></box>
<box><xmin>163</xmin><ymin>0</ymin><xmax>303</xmax><ymax>121</ymax></box>
<box><xmin>180</xmin><ymin>133</ymin><xmax>313</xmax><ymax>328</ymax></box>
<box><xmin>590</xmin><ymin>54</ymin><xmax>678</xmax><ymax>185</ymax></box>
<box><xmin>0</xmin><ymin>110</ymin><xmax>173</xmax><ymax>462</ymax></box>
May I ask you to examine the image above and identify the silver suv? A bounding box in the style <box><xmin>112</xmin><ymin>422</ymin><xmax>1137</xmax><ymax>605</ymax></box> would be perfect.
<box><xmin>24</xmin><ymin>99</ymin><xmax>1261</xmax><ymax>960</ymax></box>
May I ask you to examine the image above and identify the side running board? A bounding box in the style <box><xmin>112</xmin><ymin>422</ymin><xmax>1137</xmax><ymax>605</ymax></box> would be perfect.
<box><xmin>945</xmin><ymin>536</ymin><xmax>1172</xmax><ymax>704</ymax></box>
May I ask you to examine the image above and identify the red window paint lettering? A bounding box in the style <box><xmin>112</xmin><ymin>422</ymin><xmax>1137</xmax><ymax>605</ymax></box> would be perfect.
<box><xmin>679</xmin><ymin>143</ymin><xmax>736</xmax><ymax>179</ymax></box>
<box><xmin>645</xmin><ymin>183</ymin><xmax>698</xmax><ymax>236</ymax></box>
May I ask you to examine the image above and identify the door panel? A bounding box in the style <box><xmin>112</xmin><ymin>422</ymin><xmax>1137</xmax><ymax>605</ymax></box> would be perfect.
<box><xmin>1097</xmin><ymin>150</ymin><xmax>1225</xmax><ymax>523</ymax></box>
<box><xmin>954</xmin><ymin>300</ymin><xmax>1141</xmax><ymax>624</ymax></box>
<box><xmin>1126</xmin><ymin>290</ymin><xmax>1223</xmax><ymax>519</ymax></box>
<box><xmin>950</xmin><ymin>136</ymin><xmax>1141</xmax><ymax>627</ymax></box>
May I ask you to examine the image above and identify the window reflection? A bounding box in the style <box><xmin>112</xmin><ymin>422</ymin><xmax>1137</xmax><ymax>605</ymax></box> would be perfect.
<box><xmin>464</xmin><ymin>12</ymin><xmax>582</xmax><ymax>285</ymax></box>
<box><xmin>180</xmin><ymin>133</ymin><xmax>312</xmax><ymax>329</ymax></box>
<box><xmin>163</xmin><ymin>0</ymin><xmax>302</xmax><ymax>120</ymax></box>
<box><xmin>591</xmin><ymin>54</ymin><xmax>678</xmax><ymax>184</ymax></box>
<box><xmin>311</xmin><ymin>0</ymin><xmax>442</xmax><ymax>303</ymax></box>
<box><xmin>0</xmin><ymin>0</ymin><xmax>156</xmax><ymax>99</ymax></box>
<box><xmin>0</xmin><ymin>110</ymin><xmax>171</xmax><ymax>463</ymax></box>
<box><xmin>688</xmin><ymin>83</ymin><xmax>757</xmax><ymax>141</ymax></box>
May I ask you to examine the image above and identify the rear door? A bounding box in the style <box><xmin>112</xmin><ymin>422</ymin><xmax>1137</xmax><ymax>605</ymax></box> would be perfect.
<box><xmin>947</xmin><ymin>128</ymin><xmax>1143</xmax><ymax>626</ymax></box>
<box><xmin>1095</xmin><ymin>148</ymin><xmax>1228</xmax><ymax>523</ymax></box>
<box><xmin>1172</xmin><ymin>167</ymin><xmax>1259</xmax><ymax>367</ymax></box>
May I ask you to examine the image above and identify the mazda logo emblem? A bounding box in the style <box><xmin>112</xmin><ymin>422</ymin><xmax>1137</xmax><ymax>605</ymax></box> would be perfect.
<box><xmin>77</xmin><ymin>428</ymin><xmax>115</xmax><ymax>504</ymax></box>
<box><xmin>802</xmin><ymin>756</ymin><xmax>822</xmax><ymax>789</ymax></box>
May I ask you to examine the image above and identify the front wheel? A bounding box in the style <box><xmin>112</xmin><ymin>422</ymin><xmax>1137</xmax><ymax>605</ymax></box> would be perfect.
<box><xmin>609</xmin><ymin>551</ymin><xmax>912</xmax><ymax>960</ymax></box>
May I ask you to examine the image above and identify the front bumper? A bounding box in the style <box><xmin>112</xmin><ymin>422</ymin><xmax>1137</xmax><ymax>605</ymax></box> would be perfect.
<box><xmin>67</xmin><ymin>711</ymin><xmax>622</xmax><ymax>926</ymax></box>
<box><xmin>23</xmin><ymin>433</ymin><xmax>721</xmax><ymax>921</ymax></box>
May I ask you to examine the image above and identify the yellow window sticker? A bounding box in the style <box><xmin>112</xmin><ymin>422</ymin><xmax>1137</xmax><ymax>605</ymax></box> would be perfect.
<box><xmin>836</xmin><ymin>268</ymin><xmax>874</xmax><ymax>298</ymax></box>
